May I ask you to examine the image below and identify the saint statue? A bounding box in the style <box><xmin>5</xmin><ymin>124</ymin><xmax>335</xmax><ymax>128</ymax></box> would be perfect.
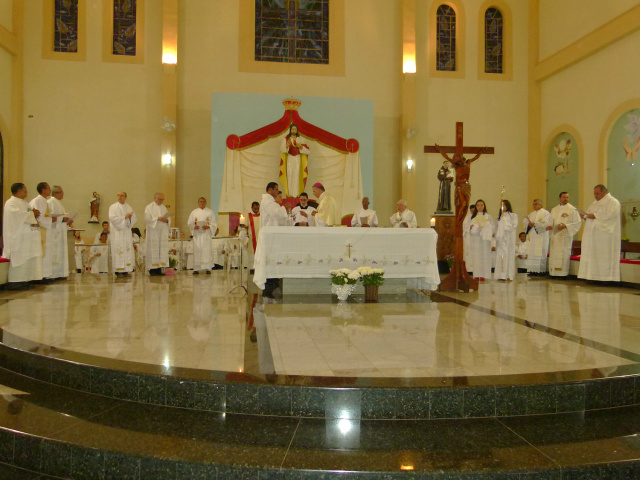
<box><xmin>280</xmin><ymin>124</ymin><xmax>310</xmax><ymax>198</ymax></box>
<box><xmin>89</xmin><ymin>192</ymin><xmax>101</xmax><ymax>223</ymax></box>
<box><xmin>436</xmin><ymin>160</ymin><xmax>454</xmax><ymax>212</ymax></box>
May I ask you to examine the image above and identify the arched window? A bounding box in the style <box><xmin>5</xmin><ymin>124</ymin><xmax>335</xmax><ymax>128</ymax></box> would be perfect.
<box><xmin>484</xmin><ymin>7</ymin><xmax>503</xmax><ymax>74</ymax></box>
<box><xmin>436</xmin><ymin>5</ymin><xmax>456</xmax><ymax>71</ymax></box>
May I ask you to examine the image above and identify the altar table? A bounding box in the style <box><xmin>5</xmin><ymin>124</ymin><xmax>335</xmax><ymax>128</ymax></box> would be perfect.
<box><xmin>253</xmin><ymin>227</ymin><xmax>440</xmax><ymax>291</ymax></box>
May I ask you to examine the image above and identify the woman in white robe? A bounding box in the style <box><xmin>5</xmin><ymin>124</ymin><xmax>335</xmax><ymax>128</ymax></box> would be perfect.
<box><xmin>493</xmin><ymin>199</ymin><xmax>519</xmax><ymax>281</ymax></box>
<box><xmin>468</xmin><ymin>199</ymin><xmax>494</xmax><ymax>281</ymax></box>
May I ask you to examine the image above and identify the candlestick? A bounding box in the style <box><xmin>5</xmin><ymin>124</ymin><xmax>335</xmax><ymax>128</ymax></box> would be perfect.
<box><xmin>239</xmin><ymin>214</ymin><xmax>245</xmax><ymax>225</ymax></box>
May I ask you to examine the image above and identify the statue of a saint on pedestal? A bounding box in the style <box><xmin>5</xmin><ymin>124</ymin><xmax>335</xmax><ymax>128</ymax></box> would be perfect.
<box><xmin>89</xmin><ymin>192</ymin><xmax>101</xmax><ymax>223</ymax></box>
<box><xmin>436</xmin><ymin>160</ymin><xmax>454</xmax><ymax>212</ymax></box>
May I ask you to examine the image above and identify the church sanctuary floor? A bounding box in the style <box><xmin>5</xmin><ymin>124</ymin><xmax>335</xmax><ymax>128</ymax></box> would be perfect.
<box><xmin>0</xmin><ymin>271</ymin><xmax>640</xmax><ymax>478</ymax></box>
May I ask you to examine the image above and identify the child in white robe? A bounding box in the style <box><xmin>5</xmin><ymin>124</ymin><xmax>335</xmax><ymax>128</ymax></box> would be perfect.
<box><xmin>468</xmin><ymin>199</ymin><xmax>494</xmax><ymax>281</ymax></box>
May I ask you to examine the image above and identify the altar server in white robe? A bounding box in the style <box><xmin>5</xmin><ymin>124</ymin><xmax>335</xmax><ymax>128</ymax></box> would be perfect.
<box><xmin>2</xmin><ymin>183</ymin><xmax>43</xmax><ymax>288</ymax></box>
<box><xmin>351</xmin><ymin>197</ymin><xmax>378</xmax><ymax>227</ymax></box>
<box><xmin>187</xmin><ymin>197</ymin><xmax>217</xmax><ymax>274</ymax></box>
<box><xmin>108</xmin><ymin>191</ymin><xmax>137</xmax><ymax>276</ymax></box>
<box><xmin>47</xmin><ymin>185</ymin><xmax>71</xmax><ymax>279</ymax></box>
<box><xmin>94</xmin><ymin>221</ymin><xmax>110</xmax><ymax>244</ymax></box>
<box><xmin>578</xmin><ymin>185</ymin><xmax>621</xmax><ymax>282</ymax></box>
<box><xmin>292</xmin><ymin>193</ymin><xmax>316</xmax><ymax>226</ymax></box>
<box><xmin>312</xmin><ymin>183</ymin><xmax>339</xmax><ymax>227</ymax></box>
<box><xmin>462</xmin><ymin>205</ymin><xmax>476</xmax><ymax>273</ymax></box>
<box><xmin>493</xmin><ymin>200</ymin><xmax>518</xmax><ymax>281</ymax></box>
<box><xmin>547</xmin><ymin>192</ymin><xmax>582</xmax><ymax>277</ymax></box>
<box><xmin>468</xmin><ymin>199</ymin><xmax>494</xmax><ymax>281</ymax></box>
<box><xmin>523</xmin><ymin>199</ymin><xmax>552</xmax><ymax>275</ymax></box>
<box><xmin>390</xmin><ymin>199</ymin><xmax>418</xmax><ymax>228</ymax></box>
<box><xmin>29</xmin><ymin>182</ymin><xmax>55</xmax><ymax>279</ymax></box>
<box><xmin>88</xmin><ymin>233</ymin><xmax>110</xmax><ymax>274</ymax></box>
<box><xmin>516</xmin><ymin>232</ymin><xmax>528</xmax><ymax>271</ymax></box>
<box><xmin>144</xmin><ymin>192</ymin><xmax>171</xmax><ymax>275</ymax></box>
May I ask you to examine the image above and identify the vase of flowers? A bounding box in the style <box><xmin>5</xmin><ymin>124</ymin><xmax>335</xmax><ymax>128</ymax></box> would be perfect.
<box><xmin>357</xmin><ymin>267</ymin><xmax>385</xmax><ymax>302</ymax></box>
<box><xmin>330</xmin><ymin>268</ymin><xmax>360</xmax><ymax>301</ymax></box>
<box><xmin>166</xmin><ymin>254</ymin><xmax>179</xmax><ymax>275</ymax></box>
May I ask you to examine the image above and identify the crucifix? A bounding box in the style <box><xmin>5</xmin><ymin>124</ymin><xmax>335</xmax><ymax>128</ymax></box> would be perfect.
<box><xmin>424</xmin><ymin>122</ymin><xmax>494</xmax><ymax>292</ymax></box>
<box><xmin>346</xmin><ymin>242</ymin><xmax>353</xmax><ymax>258</ymax></box>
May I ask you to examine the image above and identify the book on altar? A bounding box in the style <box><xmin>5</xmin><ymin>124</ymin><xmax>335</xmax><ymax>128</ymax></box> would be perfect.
<box><xmin>360</xmin><ymin>216</ymin><xmax>369</xmax><ymax>226</ymax></box>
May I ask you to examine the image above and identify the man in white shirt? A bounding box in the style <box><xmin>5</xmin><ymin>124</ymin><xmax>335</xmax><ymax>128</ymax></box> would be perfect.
<box><xmin>144</xmin><ymin>192</ymin><xmax>171</xmax><ymax>276</ymax></box>
<box><xmin>291</xmin><ymin>192</ymin><xmax>316</xmax><ymax>226</ymax></box>
<box><xmin>108</xmin><ymin>191</ymin><xmax>137</xmax><ymax>277</ymax></box>
<box><xmin>547</xmin><ymin>192</ymin><xmax>582</xmax><ymax>277</ymax></box>
<box><xmin>351</xmin><ymin>197</ymin><xmax>378</xmax><ymax>227</ymax></box>
<box><xmin>187</xmin><ymin>197</ymin><xmax>217</xmax><ymax>274</ymax></box>
<box><xmin>2</xmin><ymin>183</ymin><xmax>43</xmax><ymax>289</ymax></box>
<box><xmin>390</xmin><ymin>199</ymin><xmax>417</xmax><ymax>228</ymax></box>
<box><xmin>578</xmin><ymin>184</ymin><xmax>621</xmax><ymax>282</ymax></box>
<box><xmin>29</xmin><ymin>182</ymin><xmax>55</xmax><ymax>280</ymax></box>
<box><xmin>523</xmin><ymin>198</ymin><xmax>551</xmax><ymax>276</ymax></box>
<box><xmin>47</xmin><ymin>185</ymin><xmax>72</xmax><ymax>279</ymax></box>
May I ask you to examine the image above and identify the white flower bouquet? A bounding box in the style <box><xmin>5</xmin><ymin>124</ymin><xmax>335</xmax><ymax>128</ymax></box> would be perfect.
<box><xmin>356</xmin><ymin>266</ymin><xmax>385</xmax><ymax>286</ymax></box>
<box><xmin>330</xmin><ymin>268</ymin><xmax>360</xmax><ymax>286</ymax></box>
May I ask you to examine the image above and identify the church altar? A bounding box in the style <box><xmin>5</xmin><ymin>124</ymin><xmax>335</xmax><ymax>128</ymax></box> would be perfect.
<box><xmin>253</xmin><ymin>227</ymin><xmax>440</xmax><ymax>291</ymax></box>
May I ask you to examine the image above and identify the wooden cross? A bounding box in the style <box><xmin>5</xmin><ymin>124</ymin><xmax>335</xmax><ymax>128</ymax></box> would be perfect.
<box><xmin>424</xmin><ymin>122</ymin><xmax>495</xmax><ymax>292</ymax></box>
<box><xmin>346</xmin><ymin>242</ymin><xmax>353</xmax><ymax>258</ymax></box>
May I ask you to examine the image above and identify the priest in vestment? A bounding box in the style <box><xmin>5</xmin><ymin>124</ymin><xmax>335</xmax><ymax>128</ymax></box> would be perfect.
<box><xmin>547</xmin><ymin>192</ymin><xmax>582</xmax><ymax>277</ymax></box>
<box><xmin>2</xmin><ymin>183</ymin><xmax>43</xmax><ymax>288</ymax></box>
<box><xmin>47</xmin><ymin>185</ymin><xmax>71</xmax><ymax>279</ymax></box>
<box><xmin>311</xmin><ymin>183</ymin><xmax>339</xmax><ymax>227</ymax></box>
<box><xmin>187</xmin><ymin>197</ymin><xmax>217</xmax><ymax>274</ymax></box>
<box><xmin>144</xmin><ymin>192</ymin><xmax>171</xmax><ymax>276</ymax></box>
<box><xmin>578</xmin><ymin>185</ymin><xmax>621</xmax><ymax>282</ymax></box>
<box><xmin>523</xmin><ymin>199</ymin><xmax>551</xmax><ymax>275</ymax></box>
<box><xmin>108</xmin><ymin>191</ymin><xmax>137</xmax><ymax>276</ymax></box>
<box><xmin>390</xmin><ymin>199</ymin><xmax>418</xmax><ymax>228</ymax></box>
<box><xmin>29</xmin><ymin>182</ymin><xmax>54</xmax><ymax>279</ymax></box>
<box><xmin>351</xmin><ymin>197</ymin><xmax>378</xmax><ymax>227</ymax></box>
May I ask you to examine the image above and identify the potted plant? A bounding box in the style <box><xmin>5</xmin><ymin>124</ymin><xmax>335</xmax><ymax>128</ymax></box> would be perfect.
<box><xmin>356</xmin><ymin>266</ymin><xmax>385</xmax><ymax>302</ymax></box>
<box><xmin>166</xmin><ymin>253</ymin><xmax>179</xmax><ymax>275</ymax></box>
<box><xmin>330</xmin><ymin>268</ymin><xmax>359</xmax><ymax>301</ymax></box>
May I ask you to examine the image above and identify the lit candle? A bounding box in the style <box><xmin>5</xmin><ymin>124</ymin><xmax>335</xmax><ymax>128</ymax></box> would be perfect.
<box><xmin>239</xmin><ymin>214</ymin><xmax>245</xmax><ymax>225</ymax></box>
<box><xmin>430</xmin><ymin>217</ymin><xmax>436</xmax><ymax>228</ymax></box>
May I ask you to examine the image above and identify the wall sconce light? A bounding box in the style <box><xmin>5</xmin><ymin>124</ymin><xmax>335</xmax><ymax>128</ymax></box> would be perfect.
<box><xmin>162</xmin><ymin>153</ymin><xmax>173</xmax><ymax>166</ymax></box>
<box><xmin>630</xmin><ymin>206</ymin><xmax>638</xmax><ymax>221</ymax></box>
<box><xmin>406</xmin><ymin>159</ymin><xmax>414</xmax><ymax>171</ymax></box>
<box><xmin>162</xmin><ymin>52</ymin><xmax>177</xmax><ymax>65</ymax></box>
<box><xmin>403</xmin><ymin>59</ymin><xmax>416</xmax><ymax>73</ymax></box>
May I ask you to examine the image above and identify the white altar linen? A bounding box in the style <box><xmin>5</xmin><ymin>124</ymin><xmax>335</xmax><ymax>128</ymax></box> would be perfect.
<box><xmin>253</xmin><ymin>227</ymin><xmax>440</xmax><ymax>291</ymax></box>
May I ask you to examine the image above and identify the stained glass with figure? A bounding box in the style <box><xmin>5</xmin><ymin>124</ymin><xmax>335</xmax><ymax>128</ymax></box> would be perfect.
<box><xmin>436</xmin><ymin>5</ymin><xmax>456</xmax><ymax>71</ymax></box>
<box><xmin>54</xmin><ymin>0</ymin><xmax>79</xmax><ymax>53</ymax></box>
<box><xmin>255</xmin><ymin>0</ymin><xmax>329</xmax><ymax>64</ymax></box>
<box><xmin>113</xmin><ymin>0</ymin><xmax>137</xmax><ymax>56</ymax></box>
<box><xmin>485</xmin><ymin>8</ymin><xmax>503</xmax><ymax>74</ymax></box>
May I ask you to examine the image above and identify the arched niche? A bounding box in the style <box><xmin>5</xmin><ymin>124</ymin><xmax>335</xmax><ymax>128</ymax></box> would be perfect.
<box><xmin>545</xmin><ymin>131</ymin><xmax>579</xmax><ymax>209</ymax></box>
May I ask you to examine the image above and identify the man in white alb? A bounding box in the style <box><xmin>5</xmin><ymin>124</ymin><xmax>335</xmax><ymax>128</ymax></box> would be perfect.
<box><xmin>578</xmin><ymin>184</ymin><xmax>621</xmax><ymax>282</ymax></box>
<box><xmin>29</xmin><ymin>182</ymin><xmax>55</xmax><ymax>280</ymax></box>
<box><xmin>2</xmin><ymin>183</ymin><xmax>43</xmax><ymax>289</ymax></box>
<box><xmin>187</xmin><ymin>197</ymin><xmax>217</xmax><ymax>275</ymax></box>
<box><xmin>47</xmin><ymin>185</ymin><xmax>72</xmax><ymax>279</ymax></box>
<box><xmin>311</xmin><ymin>183</ymin><xmax>339</xmax><ymax>227</ymax></box>
<box><xmin>390</xmin><ymin>199</ymin><xmax>417</xmax><ymax>228</ymax></box>
<box><xmin>523</xmin><ymin>199</ymin><xmax>551</xmax><ymax>275</ymax></box>
<box><xmin>351</xmin><ymin>197</ymin><xmax>378</xmax><ymax>228</ymax></box>
<box><xmin>291</xmin><ymin>192</ymin><xmax>316</xmax><ymax>226</ymax></box>
<box><xmin>108</xmin><ymin>191</ymin><xmax>137</xmax><ymax>277</ymax></box>
<box><xmin>144</xmin><ymin>192</ymin><xmax>171</xmax><ymax>276</ymax></box>
<box><xmin>258</xmin><ymin>182</ymin><xmax>290</xmax><ymax>297</ymax></box>
<box><xmin>547</xmin><ymin>192</ymin><xmax>582</xmax><ymax>277</ymax></box>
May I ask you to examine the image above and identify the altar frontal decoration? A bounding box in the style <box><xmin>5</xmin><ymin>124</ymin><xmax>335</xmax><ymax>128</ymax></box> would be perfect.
<box><xmin>220</xmin><ymin>98</ymin><xmax>363</xmax><ymax>219</ymax></box>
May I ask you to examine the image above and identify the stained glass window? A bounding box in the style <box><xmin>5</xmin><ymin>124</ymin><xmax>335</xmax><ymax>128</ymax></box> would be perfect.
<box><xmin>436</xmin><ymin>5</ymin><xmax>456</xmax><ymax>71</ymax></box>
<box><xmin>255</xmin><ymin>0</ymin><xmax>329</xmax><ymax>64</ymax></box>
<box><xmin>113</xmin><ymin>0</ymin><xmax>137</xmax><ymax>56</ymax></box>
<box><xmin>485</xmin><ymin>8</ymin><xmax>503</xmax><ymax>74</ymax></box>
<box><xmin>54</xmin><ymin>0</ymin><xmax>79</xmax><ymax>53</ymax></box>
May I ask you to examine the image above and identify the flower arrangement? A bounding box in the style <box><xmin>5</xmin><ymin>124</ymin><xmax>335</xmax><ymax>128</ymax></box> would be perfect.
<box><xmin>169</xmin><ymin>254</ymin><xmax>179</xmax><ymax>269</ymax></box>
<box><xmin>330</xmin><ymin>268</ymin><xmax>360</xmax><ymax>285</ymax></box>
<box><xmin>445</xmin><ymin>254</ymin><xmax>455</xmax><ymax>269</ymax></box>
<box><xmin>355</xmin><ymin>266</ymin><xmax>385</xmax><ymax>286</ymax></box>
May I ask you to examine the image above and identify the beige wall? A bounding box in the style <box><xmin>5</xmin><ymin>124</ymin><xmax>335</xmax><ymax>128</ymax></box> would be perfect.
<box><xmin>539</xmin><ymin>0</ymin><xmax>640</xmax><ymax>60</ymax></box>
<box><xmin>0</xmin><ymin>0</ymin><xmax>11</xmax><ymax>31</ymax></box>
<box><xmin>0</xmin><ymin>47</ymin><xmax>10</xmax><ymax>128</ymax></box>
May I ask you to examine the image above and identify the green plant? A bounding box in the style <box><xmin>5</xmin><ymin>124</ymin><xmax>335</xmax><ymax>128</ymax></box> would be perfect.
<box><xmin>330</xmin><ymin>268</ymin><xmax>359</xmax><ymax>285</ymax></box>
<box><xmin>356</xmin><ymin>266</ymin><xmax>385</xmax><ymax>286</ymax></box>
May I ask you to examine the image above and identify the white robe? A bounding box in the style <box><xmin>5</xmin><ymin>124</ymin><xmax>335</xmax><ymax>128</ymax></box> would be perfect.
<box><xmin>144</xmin><ymin>202</ymin><xmax>171</xmax><ymax>271</ymax></box>
<box><xmin>47</xmin><ymin>197</ymin><xmax>70</xmax><ymax>278</ymax></box>
<box><xmin>108</xmin><ymin>202</ymin><xmax>136</xmax><ymax>273</ymax></box>
<box><xmin>315</xmin><ymin>191</ymin><xmax>339</xmax><ymax>227</ymax></box>
<box><xmin>260</xmin><ymin>193</ymin><xmax>289</xmax><ymax>228</ymax></box>
<box><xmin>493</xmin><ymin>212</ymin><xmax>518</xmax><ymax>281</ymax></box>
<box><xmin>516</xmin><ymin>240</ymin><xmax>528</xmax><ymax>270</ymax></box>
<box><xmin>291</xmin><ymin>205</ymin><xmax>316</xmax><ymax>226</ymax></box>
<box><xmin>89</xmin><ymin>244</ymin><xmax>110</xmax><ymax>273</ymax></box>
<box><xmin>462</xmin><ymin>213</ymin><xmax>474</xmax><ymax>273</ymax></box>
<box><xmin>469</xmin><ymin>212</ymin><xmax>494</xmax><ymax>279</ymax></box>
<box><xmin>548</xmin><ymin>203</ymin><xmax>582</xmax><ymax>277</ymax></box>
<box><xmin>94</xmin><ymin>231</ymin><xmax>110</xmax><ymax>244</ymax></box>
<box><xmin>523</xmin><ymin>208</ymin><xmax>551</xmax><ymax>273</ymax></box>
<box><xmin>188</xmin><ymin>207</ymin><xmax>217</xmax><ymax>271</ymax></box>
<box><xmin>2</xmin><ymin>196</ymin><xmax>43</xmax><ymax>283</ymax></box>
<box><xmin>578</xmin><ymin>193</ymin><xmax>621</xmax><ymax>282</ymax></box>
<box><xmin>29</xmin><ymin>194</ymin><xmax>54</xmax><ymax>278</ymax></box>
<box><xmin>351</xmin><ymin>208</ymin><xmax>378</xmax><ymax>227</ymax></box>
<box><xmin>390</xmin><ymin>209</ymin><xmax>417</xmax><ymax>228</ymax></box>
<box><xmin>184</xmin><ymin>239</ymin><xmax>194</xmax><ymax>270</ymax></box>
<box><xmin>75</xmin><ymin>240</ymin><xmax>86</xmax><ymax>271</ymax></box>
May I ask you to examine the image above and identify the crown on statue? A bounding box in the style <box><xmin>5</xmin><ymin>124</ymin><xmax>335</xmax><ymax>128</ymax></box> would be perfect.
<box><xmin>282</xmin><ymin>98</ymin><xmax>302</xmax><ymax>111</ymax></box>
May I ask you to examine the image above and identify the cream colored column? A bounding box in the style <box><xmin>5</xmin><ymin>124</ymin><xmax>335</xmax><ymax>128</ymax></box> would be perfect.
<box><xmin>527</xmin><ymin>0</ymin><xmax>542</xmax><ymax>207</ymax></box>
<box><xmin>161</xmin><ymin>0</ymin><xmax>178</xmax><ymax>221</ymax></box>
<box><xmin>401</xmin><ymin>0</ymin><xmax>416</xmax><ymax>210</ymax></box>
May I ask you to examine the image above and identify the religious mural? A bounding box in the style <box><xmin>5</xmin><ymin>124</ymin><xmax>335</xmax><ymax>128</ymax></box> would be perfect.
<box><xmin>546</xmin><ymin>132</ymin><xmax>579</xmax><ymax>209</ymax></box>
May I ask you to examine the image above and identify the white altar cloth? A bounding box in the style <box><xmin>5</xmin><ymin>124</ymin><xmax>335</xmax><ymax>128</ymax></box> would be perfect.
<box><xmin>253</xmin><ymin>227</ymin><xmax>440</xmax><ymax>291</ymax></box>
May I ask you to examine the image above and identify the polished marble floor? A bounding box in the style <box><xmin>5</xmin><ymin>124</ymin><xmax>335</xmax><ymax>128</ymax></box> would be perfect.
<box><xmin>0</xmin><ymin>271</ymin><xmax>639</xmax><ymax>380</ymax></box>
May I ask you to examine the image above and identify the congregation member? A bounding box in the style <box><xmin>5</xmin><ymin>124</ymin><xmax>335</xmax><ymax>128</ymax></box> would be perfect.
<box><xmin>493</xmin><ymin>199</ymin><xmax>518</xmax><ymax>281</ymax></box>
<box><xmin>462</xmin><ymin>204</ymin><xmax>476</xmax><ymax>273</ymax></box>
<box><xmin>351</xmin><ymin>197</ymin><xmax>378</xmax><ymax>227</ymax></box>
<box><xmin>187</xmin><ymin>197</ymin><xmax>217</xmax><ymax>275</ymax></box>
<box><xmin>311</xmin><ymin>183</ymin><xmax>339</xmax><ymax>227</ymax></box>
<box><xmin>516</xmin><ymin>232</ymin><xmax>528</xmax><ymax>272</ymax></box>
<box><xmin>547</xmin><ymin>192</ymin><xmax>582</xmax><ymax>277</ymax></box>
<box><xmin>260</xmin><ymin>182</ymin><xmax>290</xmax><ymax>297</ymax></box>
<box><xmin>108</xmin><ymin>191</ymin><xmax>136</xmax><ymax>277</ymax></box>
<box><xmin>523</xmin><ymin>198</ymin><xmax>551</xmax><ymax>276</ymax></box>
<box><xmin>2</xmin><ymin>183</ymin><xmax>43</xmax><ymax>289</ymax></box>
<box><xmin>578</xmin><ymin>184</ymin><xmax>621</xmax><ymax>282</ymax></box>
<box><xmin>29</xmin><ymin>182</ymin><xmax>54</xmax><ymax>280</ymax></box>
<box><xmin>74</xmin><ymin>231</ymin><xmax>86</xmax><ymax>273</ymax></box>
<box><xmin>144</xmin><ymin>192</ymin><xmax>171</xmax><ymax>276</ymax></box>
<box><xmin>390</xmin><ymin>199</ymin><xmax>417</xmax><ymax>228</ymax></box>
<box><xmin>94</xmin><ymin>221</ymin><xmax>110</xmax><ymax>244</ymax></box>
<box><xmin>88</xmin><ymin>233</ymin><xmax>110</xmax><ymax>274</ymax></box>
<box><xmin>292</xmin><ymin>192</ymin><xmax>316</xmax><ymax>226</ymax></box>
<box><xmin>468</xmin><ymin>199</ymin><xmax>493</xmax><ymax>281</ymax></box>
<box><xmin>247</xmin><ymin>201</ymin><xmax>261</xmax><ymax>253</ymax></box>
<box><xmin>47</xmin><ymin>185</ymin><xmax>72</xmax><ymax>279</ymax></box>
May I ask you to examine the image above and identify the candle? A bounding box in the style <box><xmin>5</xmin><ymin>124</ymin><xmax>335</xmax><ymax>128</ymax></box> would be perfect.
<box><xmin>239</xmin><ymin>214</ymin><xmax>245</xmax><ymax>225</ymax></box>
<box><xmin>430</xmin><ymin>217</ymin><xmax>436</xmax><ymax>227</ymax></box>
